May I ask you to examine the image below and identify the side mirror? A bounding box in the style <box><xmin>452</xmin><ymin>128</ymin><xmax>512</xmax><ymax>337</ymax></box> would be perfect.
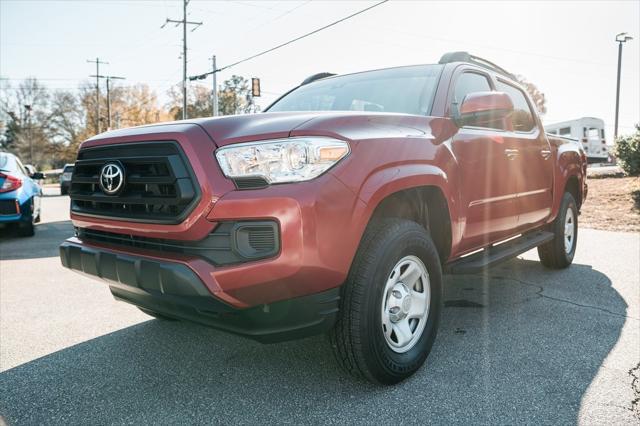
<box><xmin>456</xmin><ymin>91</ymin><xmax>513</xmax><ymax>128</ymax></box>
<box><xmin>31</xmin><ymin>172</ymin><xmax>45</xmax><ymax>180</ymax></box>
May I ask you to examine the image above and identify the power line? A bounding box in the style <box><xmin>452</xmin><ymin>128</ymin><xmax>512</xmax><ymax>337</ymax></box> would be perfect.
<box><xmin>189</xmin><ymin>0</ymin><xmax>389</xmax><ymax>80</ymax></box>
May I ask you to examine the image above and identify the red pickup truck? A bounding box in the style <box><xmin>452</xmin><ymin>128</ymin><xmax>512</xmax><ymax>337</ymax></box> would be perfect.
<box><xmin>60</xmin><ymin>52</ymin><xmax>587</xmax><ymax>384</ymax></box>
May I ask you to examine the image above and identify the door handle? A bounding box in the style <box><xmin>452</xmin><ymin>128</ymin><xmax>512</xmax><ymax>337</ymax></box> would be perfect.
<box><xmin>540</xmin><ymin>149</ymin><xmax>552</xmax><ymax>160</ymax></box>
<box><xmin>504</xmin><ymin>149</ymin><xmax>519</xmax><ymax>160</ymax></box>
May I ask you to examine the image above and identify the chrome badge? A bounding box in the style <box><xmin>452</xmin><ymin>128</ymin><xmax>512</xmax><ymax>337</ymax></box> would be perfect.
<box><xmin>99</xmin><ymin>162</ymin><xmax>125</xmax><ymax>195</ymax></box>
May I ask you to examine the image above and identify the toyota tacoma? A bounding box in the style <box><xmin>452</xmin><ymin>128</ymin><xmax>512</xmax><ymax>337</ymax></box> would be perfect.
<box><xmin>59</xmin><ymin>52</ymin><xmax>587</xmax><ymax>384</ymax></box>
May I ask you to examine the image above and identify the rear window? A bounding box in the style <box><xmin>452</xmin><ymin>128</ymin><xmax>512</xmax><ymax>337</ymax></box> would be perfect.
<box><xmin>0</xmin><ymin>153</ymin><xmax>19</xmax><ymax>173</ymax></box>
<box><xmin>63</xmin><ymin>165</ymin><xmax>75</xmax><ymax>173</ymax></box>
<box><xmin>496</xmin><ymin>80</ymin><xmax>536</xmax><ymax>132</ymax></box>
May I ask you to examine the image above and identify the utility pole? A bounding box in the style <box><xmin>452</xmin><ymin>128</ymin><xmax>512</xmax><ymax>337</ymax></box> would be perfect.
<box><xmin>162</xmin><ymin>0</ymin><xmax>202</xmax><ymax>120</ymax></box>
<box><xmin>105</xmin><ymin>76</ymin><xmax>125</xmax><ymax>130</ymax></box>
<box><xmin>89</xmin><ymin>73</ymin><xmax>125</xmax><ymax>130</ymax></box>
<box><xmin>87</xmin><ymin>57</ymin><xmax>109</xmax><ymax>133</ymax></box>
<box><xmin>614</xmin><ymin>32</ymin><xmax>633</xmax><ymax>140</ymax></box>
<box><xmin>211</xmin><ymin>55</ymin><xmax>218</xmax><ymax>116</ymax></box>
<box><xmin>189</xmin><ymin>54</ymin><xmax>219</xmax><ymax>116</ymax></box>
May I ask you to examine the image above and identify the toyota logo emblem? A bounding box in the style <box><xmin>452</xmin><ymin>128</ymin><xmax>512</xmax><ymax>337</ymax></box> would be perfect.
<box><xmin>99</xmin><ymin>162</ymin><xmax>125</xmax><ymax>195</ymax></box>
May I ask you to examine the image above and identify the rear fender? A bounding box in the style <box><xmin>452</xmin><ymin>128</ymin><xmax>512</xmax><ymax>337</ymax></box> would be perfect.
<box><xmin>548</xmin><ymin>147</ymin><xmax>585</xmax><ymax>221</ymax></box>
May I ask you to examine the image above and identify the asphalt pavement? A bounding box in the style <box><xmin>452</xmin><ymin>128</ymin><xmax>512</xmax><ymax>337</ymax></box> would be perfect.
<box><xmin>1</xmin><ymin>187</ymin><xmax>638</xmax><ymax>425</ymax></box>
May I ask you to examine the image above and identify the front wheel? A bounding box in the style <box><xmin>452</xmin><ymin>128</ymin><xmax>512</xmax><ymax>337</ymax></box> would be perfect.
<box><xmin>538</xmin><ymin>192</ymin><xmax>578</xmax><ymax>269</ymax></box>
<box><xmin>329</xmin><ymin>219</ymin><xmax>442</xmax><ymax>385</ymax></box>
<box><xmin>17</xmin><ymin>221</ymin><xmax>35</xmax><ymax>237</ymax></box>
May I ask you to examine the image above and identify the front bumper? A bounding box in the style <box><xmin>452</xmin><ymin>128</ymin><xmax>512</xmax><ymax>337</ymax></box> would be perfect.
<box><xmin>59</xmin><ymin>239</ymin><xmax>340</xmax><ymax>342</ymax></box>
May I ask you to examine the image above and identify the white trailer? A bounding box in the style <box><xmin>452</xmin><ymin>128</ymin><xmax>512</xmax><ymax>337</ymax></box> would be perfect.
<box><xmin>544</xmin><ymin>117</ymin><xmax>609</xmax><ymax>163</ymax></box>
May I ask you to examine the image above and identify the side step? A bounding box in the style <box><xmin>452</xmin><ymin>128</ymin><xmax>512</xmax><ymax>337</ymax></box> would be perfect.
<box><xmin>444</xmin><ymin>231</ymin><xmax>554</xmax><ymax>275</ymax></box>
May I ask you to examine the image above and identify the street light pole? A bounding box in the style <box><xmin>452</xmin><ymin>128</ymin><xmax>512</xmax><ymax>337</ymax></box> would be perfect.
<box><xmin>614</xmin><ymin>32</ymin><xmax>633</xmax><ymax>140</ymax></box>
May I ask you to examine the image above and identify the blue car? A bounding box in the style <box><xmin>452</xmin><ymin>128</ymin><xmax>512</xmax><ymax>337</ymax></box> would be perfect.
<box><xmin>0</xmin><ymin>152</ymin><xmax>43</xmax><ymax>237</ymax></box>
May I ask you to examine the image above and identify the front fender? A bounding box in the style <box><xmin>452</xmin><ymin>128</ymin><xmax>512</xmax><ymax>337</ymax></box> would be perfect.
<box><xmin>344</xmin><ymin>163</ymin><xmax>459</xmax><ymax>259</ymax></box>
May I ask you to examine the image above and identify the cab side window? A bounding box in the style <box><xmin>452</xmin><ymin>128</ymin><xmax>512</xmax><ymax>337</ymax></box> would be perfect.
<box><xmin>453</xmin><ymin>72</ymin><xmax>502</xmax><ymax>130</ymax></box>
<box><xmin>495</xmin><ymin>81</ymin><xmax>536</xmax><ymax>132</ymax></box>
<box><xmin>453</xmin><ymin>72</ymin><xmax>492</xmax><ymax>108</ymax></box>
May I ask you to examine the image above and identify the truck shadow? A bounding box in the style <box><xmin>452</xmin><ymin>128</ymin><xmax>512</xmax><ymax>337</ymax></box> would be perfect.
<box><xmin>0</xmin><ymin>259</ymin><xmax>626</xmax><ymax>424</ymax></box>
<box><xmin>0</xmin><ymin>220</ymin><xmax>73</xmax><ymax>260</ymax></box>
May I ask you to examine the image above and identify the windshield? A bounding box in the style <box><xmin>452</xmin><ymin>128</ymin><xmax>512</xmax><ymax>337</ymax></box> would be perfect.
<box><xmin>268</xmin><ymin>64</ymin><xmax>443</xmax><ymax>116</ymax></box>
<box><xmin>63</xmin><ymin>165</ymin><xmax>75</xmax><ymax>173</ymax></box>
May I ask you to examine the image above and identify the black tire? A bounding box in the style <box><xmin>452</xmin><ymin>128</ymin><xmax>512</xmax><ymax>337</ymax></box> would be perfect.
<box><xmin>538</xmin><ymin>192</ymin><xmax>578</xmax><ymax>269</ymax></box>
<box><xmin>137</xmin><ymin>307</ymin><xmax>177</xmax><ymax>321</ymax></box>
<box><xmin>60</xmin><ymin>188</ymin><xmax>67</xmax><ymax>196</ymax></box>
<box><xmin>17</xmin><ymin>221</ymin><xmax>35</xmax><ymax>237</ymax></box>
<box><xmin>329</xmin><ymin>218</ymin><xmax>442</xmax><ymax>385</ymax></box>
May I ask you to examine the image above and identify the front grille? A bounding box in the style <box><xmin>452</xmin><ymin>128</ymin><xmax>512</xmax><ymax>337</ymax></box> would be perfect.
<box><xmin>78</xmin><ymin>220</ymin><xmax>280</xmax><ymax>266</ymax></box>
<box><xmin>0</xmin><ymin>200</ymin><xmax>18</xmax><ymax>215</ymax></box>
<box><xmin>70</xmin><ymin>142</ymin><xmax>199</xmax><ymax>224</ymax></box>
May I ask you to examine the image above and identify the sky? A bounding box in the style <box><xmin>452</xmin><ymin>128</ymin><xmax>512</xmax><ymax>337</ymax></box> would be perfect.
<box><xmin>1</xmin><ymin>0</ymin><xmax>639</xmax><ymax>141</ymax></box>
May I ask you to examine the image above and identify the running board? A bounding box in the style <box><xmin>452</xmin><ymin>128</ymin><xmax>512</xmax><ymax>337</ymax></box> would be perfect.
<box><xmin>444</xmin><ymin>231</ymin><xmax>554</xmax><ymax>275</ymax></box>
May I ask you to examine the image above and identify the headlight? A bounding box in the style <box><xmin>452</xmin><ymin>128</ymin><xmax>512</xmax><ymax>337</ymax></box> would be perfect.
<box><xmin>215</xmin><ymin>137</ymin><xmax>350</xmax><ymax>184</ymax></box>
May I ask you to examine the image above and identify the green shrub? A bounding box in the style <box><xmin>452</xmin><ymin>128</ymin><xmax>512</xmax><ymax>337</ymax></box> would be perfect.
<box><xmin>614</xmin><ymin>124</ymin><xmax>640</xmax><ymax>176</ymax></box>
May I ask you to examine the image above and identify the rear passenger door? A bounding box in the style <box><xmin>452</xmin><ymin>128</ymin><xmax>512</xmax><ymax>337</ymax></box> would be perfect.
<box><xmin>494</xmin><ymin>79</ymin><xmax>553</xmax><ymax>230</ymax></box>
<box><xmin>449</xmin><ymin>70</ymin><xmax>521</xmax><ymax>252</ymax></box>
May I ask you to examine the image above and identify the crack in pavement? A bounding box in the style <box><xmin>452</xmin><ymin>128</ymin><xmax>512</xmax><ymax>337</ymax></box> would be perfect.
<box><xmin>630</xmin><ymin>362</ymin><xmax>640</xmax><ymax>420</ymax></box>
<box><xmin>475</xmin><ymin>274</ymin><xmax>639</xmax><ymax>321</ymax></box>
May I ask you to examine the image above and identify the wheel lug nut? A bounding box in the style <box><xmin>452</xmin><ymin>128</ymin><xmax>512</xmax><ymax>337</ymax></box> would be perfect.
<box><xmin>392</xmin><ymin>290</ymin><xmax>402</xmax><ymax>298</ymax></box>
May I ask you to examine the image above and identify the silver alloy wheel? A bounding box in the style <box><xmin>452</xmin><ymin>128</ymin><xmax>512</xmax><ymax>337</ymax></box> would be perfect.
<box><xmin>564</xmin><ymin>207</ymin><xmax>575</xmax><ymax>254</ymax></box>
<box><xmin>380</xmin><ymin>255</ymin><xmax>430</xmax><ymax>353</ymax></box>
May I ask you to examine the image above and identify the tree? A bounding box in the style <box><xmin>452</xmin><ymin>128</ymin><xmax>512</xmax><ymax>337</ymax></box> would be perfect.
<box><xmin>48</xmin><ymin>90</ymin><xmax>89</xmax><ymax>165</ymax></box>
<box><xmin>166</xmin><ymin>75</ymin><xmax>259</xmax><ymax>120</ymax></box>
<box><xmin>112</xmin><ymin>84</ymin><xmax>168</xmax><ymax>128</ymax></box>
<box><xmin>1</xmin><ymin>78</ymin><xmax>168</xmax><ymax>168</ymax></box>
<box><xmin>218</xmin><ymin>75</ymin><xmax>256</xmax><ymax>116</ymax></box>
<box><xmin>614</xmin><ymin>124</ymin><xmax>640</xmax><ymax>176</ymax></box>
<box><xmin>0</xmin><ymin>78</ymin><xmax>52</xmax><ymax>167</ymax></box>
<box><xmin>167</xmin><ymin>84</ymin><xmax>213</xmax><ymax>120</ymax></box>
<box><xmin>516</xmin><ymin>75</ymin><xmax>547</xmax><ymax>116</ymax></box>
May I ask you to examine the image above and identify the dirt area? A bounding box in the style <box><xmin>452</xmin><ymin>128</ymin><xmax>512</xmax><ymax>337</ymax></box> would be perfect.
<box><xmin>580</xmin><ymin>176</ymin><xmax>640</xmax><ymax>233</ymax></box>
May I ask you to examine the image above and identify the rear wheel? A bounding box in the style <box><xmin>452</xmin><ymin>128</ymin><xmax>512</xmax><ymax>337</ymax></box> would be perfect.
<box><xmin>329</xmin><ymin>218</ymin><xmax>442</xmax><ymax>385</ymax></box>
<box><xmin>538</xmin><ymin>192</ymin><xmax>578</xmax><ymax>269</ymax></box>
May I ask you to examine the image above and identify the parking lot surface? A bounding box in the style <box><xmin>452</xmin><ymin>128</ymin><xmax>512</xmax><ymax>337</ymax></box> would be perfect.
<box><xmin>1</xmin><ymin>188</ymin><xmax>638</xmax><ymax>424</ymax></box>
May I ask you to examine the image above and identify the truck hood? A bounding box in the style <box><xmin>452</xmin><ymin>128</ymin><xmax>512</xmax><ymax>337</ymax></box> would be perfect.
<box><xmin>190</xmin><ymin>112</ymin><xmax>320</xmax><ymax>146</ymax></box>
<box><xmin>192</xmin><ymin>111</ymin><xmax>456</xmax><ymax>147</ymax></box>
<box><xmin>85</xmin><ymin>111</ymin><xmax>457</xmax><ymax>148</ymax></box>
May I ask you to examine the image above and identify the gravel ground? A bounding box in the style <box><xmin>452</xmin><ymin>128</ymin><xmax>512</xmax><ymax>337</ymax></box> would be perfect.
<box><xmin>580</xmin><ymin>176</ymin><xmax>639</xmax><ymax>233</ymax></box>
<box><xmin>0</xmin><ymin>188</ymin><xmax>638</xmax><ymax>425</ymax></box>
